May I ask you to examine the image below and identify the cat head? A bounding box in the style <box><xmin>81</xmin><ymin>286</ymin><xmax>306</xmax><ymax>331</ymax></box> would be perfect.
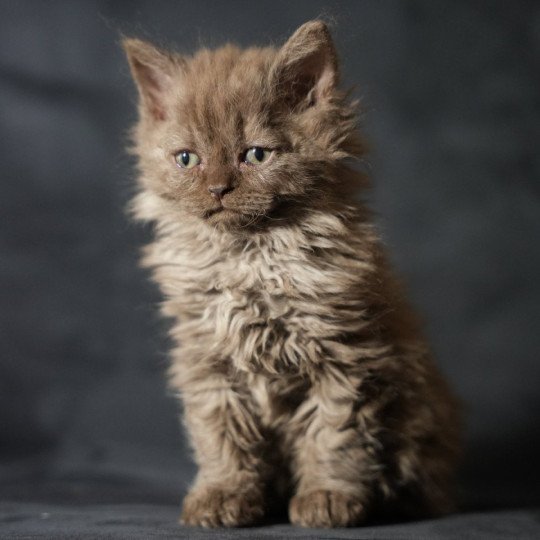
<box><xmin>124</xmin><ymin>21</ymin><xmax>365</xmax><ymax>231</ymax></box>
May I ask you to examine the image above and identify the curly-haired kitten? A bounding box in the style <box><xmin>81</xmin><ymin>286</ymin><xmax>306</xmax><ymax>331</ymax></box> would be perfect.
<box><xmin>123</xmin><ymin>21</ymin><xmax>461</xmax><ymax>528</ymax></box>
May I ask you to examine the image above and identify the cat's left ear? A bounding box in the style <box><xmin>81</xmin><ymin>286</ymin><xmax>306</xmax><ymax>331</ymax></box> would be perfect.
<box><xmin>271</xmin><ymin>21</ymin><xmax>339</xmax><ymax>109</ymax></box>
<box><xmin>122</xmin><ymin>38</ymin><xmax>181</xmax><ymax>122</ymax></box>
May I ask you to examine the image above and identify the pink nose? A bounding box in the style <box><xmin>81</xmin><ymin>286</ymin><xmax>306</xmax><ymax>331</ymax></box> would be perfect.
<box><xmin>208</xmin><ymin>185</ymin><xmax>232</xmax><ymax>200</ymax></box>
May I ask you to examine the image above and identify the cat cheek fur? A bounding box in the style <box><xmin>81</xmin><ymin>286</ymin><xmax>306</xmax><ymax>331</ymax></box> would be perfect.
<box><xmin>123</xmin><ymin>20</ymin><xmax>461</xmax><ymax>528</ymax></box>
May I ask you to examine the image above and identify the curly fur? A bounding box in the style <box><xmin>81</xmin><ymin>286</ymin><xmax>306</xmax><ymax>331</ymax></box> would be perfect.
<box><xmin>123</xmin><ymin>21</ymin><xmax>461</xmax><ymax>528</ymax></box>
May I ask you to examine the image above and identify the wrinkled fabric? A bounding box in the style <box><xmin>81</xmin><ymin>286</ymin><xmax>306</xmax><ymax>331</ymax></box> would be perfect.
<box><xmin>1</xmin><ymin>496</ymin><xmax>540</xmax><ymax>539</ymax></box>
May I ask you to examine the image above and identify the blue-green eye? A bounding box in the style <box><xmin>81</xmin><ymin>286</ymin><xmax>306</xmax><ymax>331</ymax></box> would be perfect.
<box><xmin>175</xmin><ymin>150</ymin><xmax>200</xmax><ymax>169</ymax></box>
<box><xmin>244</xmin><ymin>147</ymin><xmax>271</xmax><ymax>165</ymax></box>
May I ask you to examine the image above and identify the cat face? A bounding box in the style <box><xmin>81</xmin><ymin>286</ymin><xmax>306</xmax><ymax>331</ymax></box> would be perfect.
<box><xmin>124</xmin><ymin>22</ymin><xmax>363</xmax><ymax>230</ymax></box>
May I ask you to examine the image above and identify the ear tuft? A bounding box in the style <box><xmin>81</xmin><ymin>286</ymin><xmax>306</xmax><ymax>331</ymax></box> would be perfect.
<box><xmin>271</xmin><ymin>21</ymin><xmax>339</xmax><ymax>109</ymax></box>
<box><xmin>122</xmin><ymin>38</ymin><xmax>179</xmax><ymax>121</ymax></box>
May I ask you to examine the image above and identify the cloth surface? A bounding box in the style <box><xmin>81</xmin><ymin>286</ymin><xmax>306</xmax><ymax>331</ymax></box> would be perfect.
<box><xmin>1</xmin><ymin>480</ymin><xmax>540</xmax><ymax>539</ymax></box>
<box><xmin>1</xmin><ymin>1</ymin><xmax>539</xmax><ymax>538</ymax></box>
<box><xmin>1</xmin><ymin>505</ymin><xmax>540</xmax><ymax>539</ymax></box>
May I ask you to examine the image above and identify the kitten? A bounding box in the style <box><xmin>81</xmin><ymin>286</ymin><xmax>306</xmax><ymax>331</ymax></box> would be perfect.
<box><xmin>123</xmin><ymin>21</ymin><xmax>461</xmax><ymax>528</ymax></box>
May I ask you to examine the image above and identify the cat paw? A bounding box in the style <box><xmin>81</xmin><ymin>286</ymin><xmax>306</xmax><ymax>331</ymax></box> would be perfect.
<box><xmin>180</xmin><ymin>484</ymin><xmax>265</xmax><ymax>527</ymax></box>
<box><xmin>289</xmin><ymin>489</ymin><xmax>365</xmax><ymax>527</ymax></box>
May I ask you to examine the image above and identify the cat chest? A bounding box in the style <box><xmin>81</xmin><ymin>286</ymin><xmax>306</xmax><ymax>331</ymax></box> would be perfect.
<box><xmin>195</xmin><ymin>257</ymin><xmax>341</xmax><ymax>373</ymax></box>
<box><xmin>166</xmin><ymin>243</ymin><xmax>354</xmax><ymax>372</ymax></box>
<box><xmin>202</xmin><ymin>265</ymin><xmax>298</xmax><ymax>330</ymax></box>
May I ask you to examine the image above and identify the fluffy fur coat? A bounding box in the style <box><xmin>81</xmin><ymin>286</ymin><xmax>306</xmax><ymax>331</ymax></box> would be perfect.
<box><xmin>123</xmin><ymin>21</ymin><xmax>461</xmax><ymax>528</ymax></box>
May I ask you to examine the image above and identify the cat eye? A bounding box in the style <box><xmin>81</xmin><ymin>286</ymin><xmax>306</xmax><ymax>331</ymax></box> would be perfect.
<box><xmin>244</xmin><ymin>147</ymin><xmax>271</xmax><ymax>165</ymax></box>
<box><xmin>174</xmin><ymin>150</ymin><xmax>200</xmax><ymax>169</ymax></box>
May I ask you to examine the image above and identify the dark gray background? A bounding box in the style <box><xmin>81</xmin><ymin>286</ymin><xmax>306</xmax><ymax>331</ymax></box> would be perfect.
<box><xmin>1</xmin><ymin>1</ymin><xmax>539</xmax><ymax>536</ymax></box>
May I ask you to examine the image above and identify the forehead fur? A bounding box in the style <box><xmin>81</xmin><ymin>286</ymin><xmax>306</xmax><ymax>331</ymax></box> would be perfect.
<box><xmin>173</xmin><ymin>45</ymin><xmax>280</xmax><ymax>150</ymax></box>
<box><xmin>184</xmin><ymin>45</ymin><xmax>277</xmax><ymax>105</ymax></box>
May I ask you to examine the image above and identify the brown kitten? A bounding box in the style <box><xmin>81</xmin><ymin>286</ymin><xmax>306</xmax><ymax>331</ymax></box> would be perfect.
<box><xmin>123</xmin><ymin>21</ymin><xmax>461</xmax><ymax>528</ymax></box>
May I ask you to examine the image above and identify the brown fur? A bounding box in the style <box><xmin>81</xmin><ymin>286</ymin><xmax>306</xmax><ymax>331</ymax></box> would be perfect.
<box><xmin>123</xmin><ymin>21</ymin><xmax>461</xmax><ymax>528</ymax></box>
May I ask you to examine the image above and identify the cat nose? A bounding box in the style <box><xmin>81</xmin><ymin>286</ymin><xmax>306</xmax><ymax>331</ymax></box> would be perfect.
<box><xmin>208</xmin><ymin>185</ymin><xmax>232</xmax><ymax>200</ymax></box>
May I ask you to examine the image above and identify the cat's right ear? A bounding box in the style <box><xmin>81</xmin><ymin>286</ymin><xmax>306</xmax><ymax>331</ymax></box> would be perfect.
<box><xmin>270</xmin><ymin>21</ymin><xmax>339</xmax><ymax>110</ymax></box>
<box><xmin>122</xmin><ymin>38</ymin><xmax>181</xmax><ymax>122</ymax></box>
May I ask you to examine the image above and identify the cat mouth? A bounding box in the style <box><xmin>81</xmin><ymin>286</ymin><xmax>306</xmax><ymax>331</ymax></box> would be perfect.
<box><xmin>205</xmin><ymin>206</ymin><xmax>224</xmax><ymax>218</ymax></box>
<box><xmin>204</xmin><ymin>205</ymin><xmax>237</xmax><ymax>219</ymax></box>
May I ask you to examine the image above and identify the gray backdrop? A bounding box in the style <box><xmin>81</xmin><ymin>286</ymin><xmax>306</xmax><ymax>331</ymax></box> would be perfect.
<box><xmin>1</xmin><ymin>0</ymin><xmax>539</xmax><ymax>521</ymax></box>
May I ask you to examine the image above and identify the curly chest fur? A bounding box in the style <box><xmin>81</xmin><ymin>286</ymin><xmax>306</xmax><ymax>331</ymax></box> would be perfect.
<box><xmin>147</xmin><ymin>218</ymin><xmax>373</xmax><ymax>377</ymax></box>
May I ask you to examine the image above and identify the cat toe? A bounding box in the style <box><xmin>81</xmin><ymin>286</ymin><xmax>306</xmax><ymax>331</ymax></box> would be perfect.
<box><xmin>181</xmin><ymin>484</ymin><xmax>265</xmax><ymax>528</ymax></box>
<box><xmin>289</xmin><ymin>489</ymin><xmax>365</xmax><ymax>528</ymax></box>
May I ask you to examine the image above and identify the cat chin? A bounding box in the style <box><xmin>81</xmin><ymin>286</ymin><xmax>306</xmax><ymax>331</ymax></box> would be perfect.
<box><xmin>203</xmin><ymin>207</ymin><xmax>261</xmax><ymax>229</ymax></box>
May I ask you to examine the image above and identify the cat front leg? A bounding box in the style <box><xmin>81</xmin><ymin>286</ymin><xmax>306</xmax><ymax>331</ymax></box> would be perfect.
<box><xmin>179</xmin><ymin>376</ymin><xmax>268</xmax><ymax>527</ymax></box>
<box><xmin>287</xmin><ymin>370</ymin><xmax>374</xmax><ymax>527</ymax></box>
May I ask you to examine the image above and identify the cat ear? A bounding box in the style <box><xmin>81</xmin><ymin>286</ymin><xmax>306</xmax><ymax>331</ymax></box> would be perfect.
<box><xmin>271</xmin><ymin>21</ymin><xmax>339</xmax><ymax>109</ymax></box>
<box><xmin>122</xmin><ymin>38</ymin><xmax>180</xmax><ymax>122</ymax></box>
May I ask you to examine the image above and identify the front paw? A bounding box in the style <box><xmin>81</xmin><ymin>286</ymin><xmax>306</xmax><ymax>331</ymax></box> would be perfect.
<box><xmin>181</xmin><ymin>484</ymin><xmax>264</xmax><ymax>527</ymax></box>
<box><xmin>289</xmin><ymin>489</ymin><xmax>365</xmax><ymax>527</ymax></box>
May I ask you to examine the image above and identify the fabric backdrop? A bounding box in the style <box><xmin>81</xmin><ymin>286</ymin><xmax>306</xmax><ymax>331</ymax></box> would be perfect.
<box><xmin>1</xmin><ymin>1</ymin><xmax>539</xmax><ymax>536</ymax></box>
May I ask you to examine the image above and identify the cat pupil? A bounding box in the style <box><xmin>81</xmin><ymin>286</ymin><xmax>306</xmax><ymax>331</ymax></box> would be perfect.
<box><xmin>253</xmin><ymin>147</ymin><xmax>264</xmax><ymax>162</ymax></box>
<box><xmin>181</xmin><ymin>152</ymin><xmax>190</xmax><ymax>166</ymax></box>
